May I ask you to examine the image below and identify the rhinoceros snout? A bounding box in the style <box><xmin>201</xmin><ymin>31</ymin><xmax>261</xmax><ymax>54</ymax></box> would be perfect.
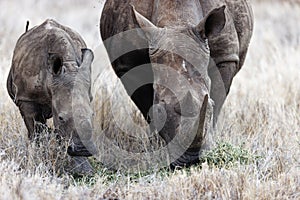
<box><xmin>174</xmin><ymin>91</ymin><xmax>201</xmax><ymax>117</ymax></box>
<box><xmin>78</xmin><ymin>119</ymin><xmax>93</xmax><ymax>141</ymax></box>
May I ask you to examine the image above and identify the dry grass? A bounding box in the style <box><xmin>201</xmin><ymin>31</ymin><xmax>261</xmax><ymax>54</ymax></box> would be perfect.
<box><xmin>0</xmin><ymin>0</ymin><xmax>299</xmax><ymax>199</ymax></box>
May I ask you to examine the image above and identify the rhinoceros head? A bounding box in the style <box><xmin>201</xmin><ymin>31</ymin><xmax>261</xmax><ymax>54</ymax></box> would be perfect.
<box><xmin>131</xmin><ymin>5</ymin><xmax>226</xmax><ymax>166</ymax></box>
<box><xmin>47</xmin><ymin>48</ymin><xmax>94</xmax><ymax>157</ymax></box>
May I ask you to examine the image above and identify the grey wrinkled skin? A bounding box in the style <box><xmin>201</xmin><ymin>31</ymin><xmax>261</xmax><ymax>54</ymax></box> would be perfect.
<box><xmin>7</xmin><ymin>19</ymin><xmax>95</xmax><ymax>174</ymax></box>
<box><xmin>100</xmin><ymin>0</ymin><xmax>253</xmax><ymax>167</ymax></box>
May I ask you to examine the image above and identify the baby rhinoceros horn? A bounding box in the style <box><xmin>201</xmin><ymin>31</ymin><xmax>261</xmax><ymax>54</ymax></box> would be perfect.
<box><xmin>174</xmin><ymin>91</ymin><xmax>200</xmax><ymax>117</ymax></box>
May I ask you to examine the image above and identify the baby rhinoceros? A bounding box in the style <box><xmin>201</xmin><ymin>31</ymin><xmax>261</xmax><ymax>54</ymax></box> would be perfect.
<box><xmin>7</xmin><ymin>19</ymin><xmax>95</xmax><ymax>163</ymax></box>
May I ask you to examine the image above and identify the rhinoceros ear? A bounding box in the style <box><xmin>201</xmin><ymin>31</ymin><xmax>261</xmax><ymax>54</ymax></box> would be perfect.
<box><xmin>80</xmin><ymin>48</ymin><xmax>94</xmax><ymax>69</ymax></box>
<box><xmin>80</xmin><ymin>48</ymin><xmax>94</xmax><ymax>101</ymax></box>
<box><xmin>131</xmin><ymin>5</ymin><xmax>159</xmax><ymax>40</ymax></box>
<box><xmin>195</xmin><ymin>5</ymin><xmax>226</xmax><ymax>39</ymax></box>
<box><xmin>48</xmin><ymin>53</ymin><xmax>63</xmax><ymax>75</ymax></box>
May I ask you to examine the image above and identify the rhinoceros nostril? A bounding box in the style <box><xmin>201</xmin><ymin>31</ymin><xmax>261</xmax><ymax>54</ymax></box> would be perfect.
<box><xmin>58</xmin><ymin>114</ymin><xmax>66</xmax><ymax>123</ymax></box>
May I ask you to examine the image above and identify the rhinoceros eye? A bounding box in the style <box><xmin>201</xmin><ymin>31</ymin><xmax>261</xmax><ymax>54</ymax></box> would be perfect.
<box><xmin>52</xmin><ymin>57</ymin><xmax>63</xmax><ymax>75</ymax></box>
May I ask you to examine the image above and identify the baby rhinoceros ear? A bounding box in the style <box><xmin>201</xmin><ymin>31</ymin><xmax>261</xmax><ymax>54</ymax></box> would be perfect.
<box><xmin>195</xmin><ymin>5</ymin><xmax>226</xmax><ymax>40</ymax></box>
<box><xmin>80</xmin><ymin>48</ymin><xmax>94</xmax><ymax>69</ymax></box>
<box><xmin>48</xmin><ymin>53</ymin><xmax>64</xmax><ymax>75</ymax></box>
<box><xmin>78</xmin><ymin>48</ymin><xmax>94</xmax><ymax>78</ymax></box>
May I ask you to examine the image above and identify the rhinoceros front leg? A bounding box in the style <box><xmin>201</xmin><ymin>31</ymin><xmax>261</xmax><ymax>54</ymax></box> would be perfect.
<box><xmin>18</xmin><ymin>101</ymin><xmax>49</xmax><ymax>141</ymax></box>
<box><xmin>218</xmin><ymin>62</ymin><xmax>237</xmax><ymax>95</ymax></box>
<box><xmin>209</xmin><ymin>62</ymin><xmax>237</xmax><ymax>125</ymax></box>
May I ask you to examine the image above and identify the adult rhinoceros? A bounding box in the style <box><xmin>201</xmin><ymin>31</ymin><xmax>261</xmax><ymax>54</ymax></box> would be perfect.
<box><xmin>100</xmin><ymin>0</ymin><xmax>253</xmax><ymax>167</ymax></box>
<box><xmin>7</xmin><ymin>19</ymin><xmax>95</xmax><ymax>174</ymax></box>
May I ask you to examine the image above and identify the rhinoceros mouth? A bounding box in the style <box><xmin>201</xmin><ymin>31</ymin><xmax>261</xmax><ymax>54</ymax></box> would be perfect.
<box><xmin>67</xmin><ymin>145</ymin><xmax>93</xmax><ymax>157</ymax></box>
<box><xmin>170</xmin><ymin>148</ymin><xmax>201</xmax><ymax>169</ymax></box>
<box><xmin>67</xmin><ymin>130</ymin><xmax>97</xmax><ymax>157</ymax></box>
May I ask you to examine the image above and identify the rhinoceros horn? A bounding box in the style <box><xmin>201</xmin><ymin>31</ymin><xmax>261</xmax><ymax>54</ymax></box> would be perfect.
<box><xmin>190</xmin><ymin>94</ymin><xmax>209</xmax><ymax>148</ymax></box>
<box><xmin>198</xmin><ymin>94</ymin><xmax>209</xmax><ymax>131</ymax></box>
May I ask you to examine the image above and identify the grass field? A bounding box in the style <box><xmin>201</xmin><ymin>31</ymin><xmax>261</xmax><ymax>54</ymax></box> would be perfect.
<box><xmin>0</xmin><ymin>0</ymin><xmax>299</xmax><ymax>199</ymax></box>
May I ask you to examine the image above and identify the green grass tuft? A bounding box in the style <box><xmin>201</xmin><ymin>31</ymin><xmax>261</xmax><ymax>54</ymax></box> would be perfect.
<box><xmin>199</xmin><ymin>142</ymin><xmax>261</xmax><ymax>169</ymax></box>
